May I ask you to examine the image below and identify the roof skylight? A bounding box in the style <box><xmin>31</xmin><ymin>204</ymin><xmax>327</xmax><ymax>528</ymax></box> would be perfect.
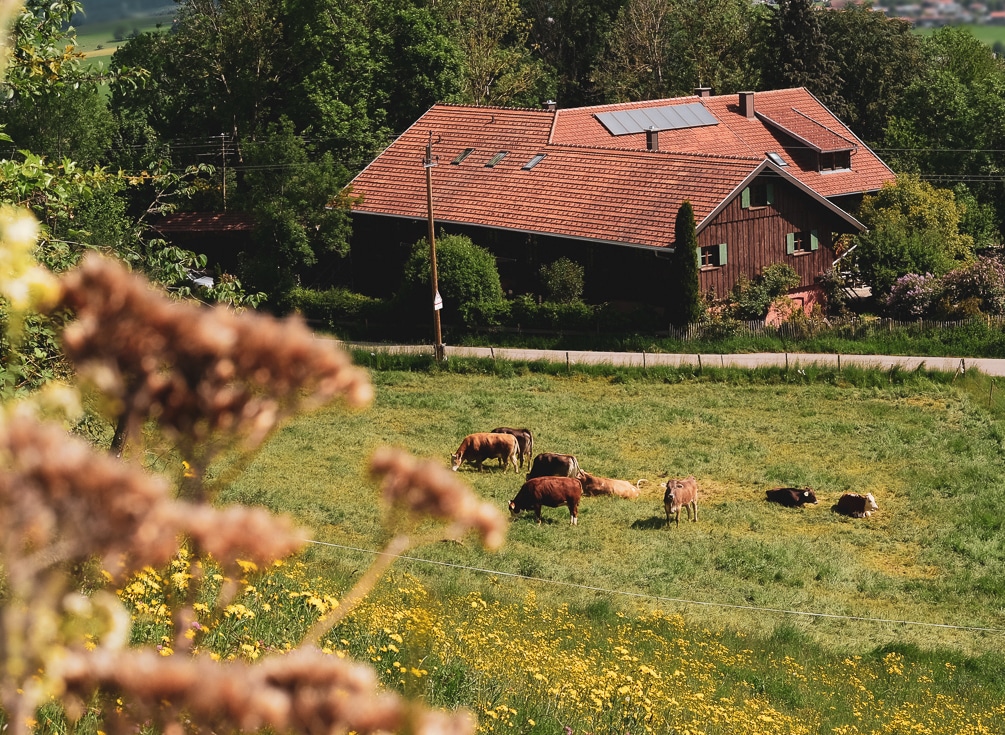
<box><xmin>522</xmin><ymin>154</ymin><xmax>546</xmax><ymax>170</ymax></box>
<box><xmin>766</xmin><ymin>151</ymin><xmax>788</xmax><ymax>166</ymax></box>
<box><xmin>486</xmin><ymin>151</ymin><xmax>508</xmax><ymax>167</ymax></box>
<box><xmin>452</xmin><ymin>148</ymin><xmax>474</xmax><ymax>164</ymax></box>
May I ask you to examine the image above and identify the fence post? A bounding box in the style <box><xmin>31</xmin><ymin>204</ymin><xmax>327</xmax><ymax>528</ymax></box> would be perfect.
<box><xmin>991</xmin><ymin>379</ymin><xmax>995</xmax><ymax>409</ymax></box>
<box><xmin>785</xmin><ymin>352</ymin><xmax>789</xmax><ymax>372</ymax></box>
<box><xmin>566</xmin><ymin>352</ymin><xmax>570</xmax><ymax>373</ymax></box>
<box><xmin>697</xmin><ymin>354</ymin><xmax>702</xmax><ymax>373</ymax></box>
<box><xmin>837</xmin><ymin>353</ymin><xmax>841</xmax><ymax>373</ymax></box>
<box><xmin>643</xmin><ymin>350</ymin><xmax>646</xmax><ymax>370</ymax></box>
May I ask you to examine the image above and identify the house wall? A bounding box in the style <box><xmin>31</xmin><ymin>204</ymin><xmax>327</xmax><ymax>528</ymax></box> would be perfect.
<box><xmin>696</xmin><ymin>175</ymin><xmax>853</xmax><ymax>300</ymax></box>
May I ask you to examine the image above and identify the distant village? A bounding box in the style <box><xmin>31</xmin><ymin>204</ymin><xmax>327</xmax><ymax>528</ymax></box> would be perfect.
<box><xmin>831</xmin><ymin>0</ymin><xmax>1005</xmax><ymax>27</ymax></box>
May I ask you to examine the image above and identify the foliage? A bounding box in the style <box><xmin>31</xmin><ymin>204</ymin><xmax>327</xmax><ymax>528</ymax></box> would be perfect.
<box><xmin>436</xmin><ymin>0</ymin><xmax>550</xmax><ymax>106</ymax></box>
<box><xmin>593</xmin><ymin>0</ymin><xmax>757</xmax><ymax>101</ymax></box>
<box><xmin>815</xmin><ymin>4</ymin><xmax>922</xmax><ymax>145</ymax></box>
<box><xmin>953</xmin><ymin>183</ymin><xmax>1001</xmax><ymax>251</ymax></box>
<box><xmin>851</xmin><ymin>174</ymin><xmax>975</xmax><ymax>296</ymax></box>
<box><xmin>941</xmin><ymin>255</ymin><xmax>1005</xmax><ymax>316</ymax></box>
<box><xmin>537</xmin><ymin>256</ymin><xmax>584</xmax><ymax>304</ymax></box>
<box><xmin>883</xmin><ymin>272</ymin><xmax>943</xmax><ymax>319</ymax></box>
<box><xmin>755</xmin><ymin>0</ymin><xmax>842</xmax><ymax>110</ymax></box>
<box><xmin>726</xmin><ymin>263</ymin><xmax>801</xmax><ymax>320</ymax></box>
<box><xmin>666</xmin><ymin>200</ymin><xmax>702</xmax><ymax>327</ymax></box>
<box><xmin>401</xmin><ymin>232</ymin><xmax>506</xmax><ymax>327</ymax></box>
<box><xmin>236</xmin><ymin>120</ymin><xmax>354</xmax><ymax>297</ymax></box>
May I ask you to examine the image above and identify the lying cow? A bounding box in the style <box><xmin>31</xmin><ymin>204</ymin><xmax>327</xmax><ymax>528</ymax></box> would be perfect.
<box><xmin>451</xmin><ymin>432</ymin><xmax>519</xmax><ymax>473</ymax></box>
<box><xmin>526</xmin><ymin>452</ymin><xmax>580</xmax><ymax>480</ymax></box>
<box><xmin>509</xmin><ymin>476</ymin><xmax>582</xmax><ymax>525</ymax></box>
<box><xmin>491</xmin><ymin>427</ymin><xmax>534</xmax><ymax>469</ymax></box>
<box><xmin>577</xmin><ymin>471</ymin><xmax>647</xmax><ymax>500</ymax></box>
<box><xmin>835</xmin><ymin>492</ymin><xmax>879</xmax><ymax>518</ymax></box>
<box><xmin>766</xmin><ymin>487</ymin><xmax>818</xmax><ymax>507</ymax></box>
<box><xmin>664</xmin><ymin>476</ymin><xmax>698</xmax><ymax>528</ymax></box>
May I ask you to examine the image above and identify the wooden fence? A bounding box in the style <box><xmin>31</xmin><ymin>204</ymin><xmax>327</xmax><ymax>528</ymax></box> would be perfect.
<box><xmin>664</xmin><ymin>315</ymin><xmax>1005</xmax><ymax>342</ymax></box>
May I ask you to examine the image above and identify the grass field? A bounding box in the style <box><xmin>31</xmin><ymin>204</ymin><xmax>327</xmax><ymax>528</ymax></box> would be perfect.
<box><xmin>72</xmin><ymin>12</ymin><xmax>173</xmax><ymax>61</ymax></box>
<box><xmin>129</xmin><ymin>359</ymin><xmax>1004</xmax><ymax>733</ymax></box>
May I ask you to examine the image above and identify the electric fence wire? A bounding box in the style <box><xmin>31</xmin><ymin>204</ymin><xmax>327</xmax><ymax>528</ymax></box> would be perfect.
<box><xmin>302</xmin><ymin>538</ymin><xmax>1005</xmax><ymax>636</ymax></box>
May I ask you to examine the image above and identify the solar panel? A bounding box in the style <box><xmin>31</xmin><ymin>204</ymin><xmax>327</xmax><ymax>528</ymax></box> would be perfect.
<box><xmin>595</xmin><ymin>102</ymin><xmax>718</xmax><ymax>136</ymax></box>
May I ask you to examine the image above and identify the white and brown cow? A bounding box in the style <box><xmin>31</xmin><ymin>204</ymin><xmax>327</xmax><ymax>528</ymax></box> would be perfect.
<box><xmin>835</xmin><ymin>492</ymin><xmax>879</xmax><ymax>518</ymax></box>
<box><xmin>664</xmin><ymin>476</ymin><xmax>698</xmax><ymax>528</ymax></box>
<box><xmin>451</xmin><ymin>432</ymin><xmax>519</xmax><ymax>473</ymax></box>
<box><xmin>577</xmin><ymin>471</ymin><xmax>647</xmax><ymax>499</ymax></box>
<box><xmin>509</xmin><ymin>476</ymin><xmax>583</xmax><ymax>525</ymax></box>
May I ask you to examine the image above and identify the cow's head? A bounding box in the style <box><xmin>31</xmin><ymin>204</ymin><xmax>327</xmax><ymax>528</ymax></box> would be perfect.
<box><xmin>450</xmin><ymin>453</ymin><xmax>462</xmax><ymax>471</ymax></box>
<box><xmin>864</xmin><ymin>493</ymin><xmax>878</xmax><ymax>510</ymax></box>
<box><xmin>508</xmin><ymin>500</ymin><xmax>519</xmax><ymax>515</ymax></box>
<box><xmin>802</xmin><ymin>488</ymin><xmax>819</xmax><ymax>504</ymax></box>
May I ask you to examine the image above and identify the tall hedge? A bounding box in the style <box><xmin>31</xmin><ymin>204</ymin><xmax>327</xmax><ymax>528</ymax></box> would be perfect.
<box><xmin>666</xmin><ymin>200</ymin><xmax>703</xmax><ymax>326</ymax></box>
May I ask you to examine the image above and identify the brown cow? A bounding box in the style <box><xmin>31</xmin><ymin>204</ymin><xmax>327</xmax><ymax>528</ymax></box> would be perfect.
<box><xmin>491</xmin><ymin>427</ymin><xmax>534</xmax><ymax>469</ymax></box>
<box><xmin>577</xmin><ymin>471</ymin><xmax>647</xmax><ymax>499</ymax></box>
<box><xmin>835</xmin><ymin>492</ymin><xmax>879</xmax><ymax>518</ymax></box>
<box><xmin>509</xmin><ymin>476</ymin><xmax>582</xmax><ymax>525</ymax></box>
<box><xmin>451</xmin><ymin>432</ymin><xmax>519</xmax><ymax>473</ymax></box>
<box><xmin>526</xmin><ymin>452</ymin><xmax>581</xmax><ymax>480</ymax></box>
<box><xmin>664</xmin><ymin>476</ymin><xmax>698</xmax><ymax>528</ymax></box>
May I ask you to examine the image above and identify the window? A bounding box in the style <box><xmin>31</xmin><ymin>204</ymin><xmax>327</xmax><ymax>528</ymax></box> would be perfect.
<box><xmin>741</xmin><ymin>183</ymin><xmax>774</xmax><ymax>209</ymax></box>
<box><xmin>766</xmin><ymin>151</ymin><xmax>788</xmax><ymax>166</ymax></box>
<box><xmin>819</xmin><ymin>150</ymin><xmax>851</xmax><ymax>171</ymax></box>
<box><xmin>451</xmin><ymin>148</ymin><xmax>474</xmax><ymax>164</ymax></box>
<box><xmin>697</xmin><ymin>243</ymin><xmax>728</xmax><ymax>268</ymax></box>
<box><xmin>485</xmin><ymin>151</ymin><xmax>508</xmax><ymax>167</ymax></box>
<box><xmin>786</xmin><ymin>230</ymin><xmax>819</xmax><ymax>255</ymax></box>
<box><xmin>522</xmin><ymin>153</ymin><xmax>546</xmax><ymax>170</ymax></box>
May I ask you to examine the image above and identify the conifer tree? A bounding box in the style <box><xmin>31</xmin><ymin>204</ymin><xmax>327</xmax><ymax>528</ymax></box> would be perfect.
<box><xmin>667</xmin><ymin>200</ymin><xmax>703</xmax><ymax>327</ymax></box>
<box><xmin>758</xmin><ymin>0</ymin><xmax>842</xmax><ymax>109</ymax></box>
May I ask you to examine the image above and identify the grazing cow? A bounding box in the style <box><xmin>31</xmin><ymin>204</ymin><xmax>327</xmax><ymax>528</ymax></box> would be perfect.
<box><xmin>577</xmin><ymin>471</ymin><xmax>647</xmax><ymax>500</ymax></box>
<box><xmin>491</xmin><ymin>427</ymin><xmax>534</xmax><ymax>469</ymax></box>
<box><xmin>835</xmin><ymin>492</ymin><xmax>879</xmax><ymax>518</ymax></box>
<box><xmin>766</xmin><ymin>487</ymin><xmax>819</xmax><ymax>507</ymax></box>
<box><xmin>451</xmin><ymin>432</ymin><xmax>519</xmax><ymax>473</ymax></box>
<box><xmin>664</xmin><ymin>476</ymin><xmax>698</xmax><ymax>528</ymax></box>
<box><xmin>526</xmin><ymin>452</ymin><xmax>581</xmax><ymax>480</ymax></box>
<box><xmin>509</xmin><ymin>476</ymin><xmax>582</xmax><ymax>525</ymax></box>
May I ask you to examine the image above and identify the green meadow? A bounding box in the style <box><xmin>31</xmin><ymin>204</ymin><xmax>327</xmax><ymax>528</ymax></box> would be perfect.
<box><xmin>141</xmin><ymin>358</ymin><xmax>1004</xmax><ymax>732</ymax></box>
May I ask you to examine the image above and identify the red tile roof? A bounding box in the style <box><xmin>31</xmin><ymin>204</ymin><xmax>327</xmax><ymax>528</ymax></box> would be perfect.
<box><xmin>153</xmin><ymin>212</ymin><xmax>255</xmax><ymax>232</ymax></box>
<box><xmin>349</xmin><ymin>88</ymin><xmax>894</xmax><ymax>249</ymax></box>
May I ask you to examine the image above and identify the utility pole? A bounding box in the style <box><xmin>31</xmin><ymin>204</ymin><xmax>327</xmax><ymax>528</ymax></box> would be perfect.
<box><xmin>424</xmin><ymin>131</ymin><xmax>445</xmax><ymax>362</ymax></box>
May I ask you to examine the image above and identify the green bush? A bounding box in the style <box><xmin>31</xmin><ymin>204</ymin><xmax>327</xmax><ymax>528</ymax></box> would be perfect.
<box><xmin>509</xmin><ymin>294</ymin><xmax>596</xmax><ymax>330</ymax></box>
<box><xmin>538</xmin><ymin>257</ymin><xmax>585</xmax><ymax>304</ymax></box>
<box><xmin>401</xmin><ymin>233</ymin><xmax>506</xmax><ymax>327</ymax></box>
<box><xmin>728</xmin><ymin>263</ymin><xmax>801</xmax><ymax>319</ymax></box>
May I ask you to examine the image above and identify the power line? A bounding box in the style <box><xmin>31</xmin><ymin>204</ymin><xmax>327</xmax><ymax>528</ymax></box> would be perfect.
<box><xmin>303</xmin><ymin>538</ymin><xmax>1005</xmax><ymax>636</ymax></box>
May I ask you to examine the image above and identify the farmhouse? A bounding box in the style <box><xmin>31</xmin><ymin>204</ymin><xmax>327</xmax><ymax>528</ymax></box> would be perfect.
<box><xmin>347</xmin><ymin>88</ymin><xmax>895</xmax><ymax>310</ymax></box>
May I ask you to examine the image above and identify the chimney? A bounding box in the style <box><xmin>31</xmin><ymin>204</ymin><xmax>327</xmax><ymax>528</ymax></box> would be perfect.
<box><xmin>695</xmin><ymin>87</ymin><xmax>712</xmax><ymax>98</ymax></box>
<box><xmin>739</xmin><ymin>91</ymin><xmax>755</xmax><ymax>119</ymax></box>
<box><xmin>646</xmin><ymin>126</ymin><xmax>659</xmax><ymax>151</ymax></box>
<box><xmin>543</xmin><ymin>99</ymin><xmax>557</xmax><ymax>111</ymax></box>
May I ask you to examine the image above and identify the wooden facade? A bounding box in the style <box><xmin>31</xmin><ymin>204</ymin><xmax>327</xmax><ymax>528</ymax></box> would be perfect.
<box><xmin>695</xmin><ymin>172</ymin><xmax>860</xmax><ymax>300</ymax></box>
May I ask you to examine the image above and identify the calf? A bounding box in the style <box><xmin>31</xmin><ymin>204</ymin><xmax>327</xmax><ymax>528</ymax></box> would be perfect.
<box><xmin>835</xmin><ymin>492</ymin><xmax>879</xmax><ymax>518</ymax></box>
<box><xmin>526</xmin><ymin>452</ymin><xmax>581</xmax><ymax>480</ymax></box>
<box><xmin>664</xmin><ymin>476</ymin><xmax>698</xmax><ymax>528</ymax></box>
<box><xmin>451</xmin><ymin>432</ymin><xmax>519</xmax><ymax>473</ymax></box>
<box><xmin>509</xmin><ymin>476</ymin><xmax>582</xmax><ymax>525</ymax></box>
<box><xmin>766</xmin><ymin>487</ymin><xmax>818</xmax><ymax>507</ymax></box>
<box><xmin>491</xmin><ymin>427</ymin><xmax>534</xmax><ymax>470</ymax></box>
<box><xmin>577</xmin><ymin>471</ymin><xmax>647</xmax><ymax>500</ymax></box>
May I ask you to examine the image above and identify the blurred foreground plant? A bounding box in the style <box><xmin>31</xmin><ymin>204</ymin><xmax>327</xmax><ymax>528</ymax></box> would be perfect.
<box><xmin>1</xmin><ymin>245</ymin><xmax>506</xmax><ymax>734</ymax></box>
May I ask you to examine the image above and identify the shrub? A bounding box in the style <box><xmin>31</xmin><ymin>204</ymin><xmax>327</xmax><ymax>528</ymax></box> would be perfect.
<box><xmin>883</xmin><ymin>273</ymin><xmax>942</xmax><ymax>319</ymax></box>
<box><xmin>401</xmin><ymin>233</ymin><xmax>506</xmax><ymax>327</ymax></box>
<box><xmin>509</xmin><ymin>294</ymin><xmax>596</xmax><ymax>330</ymax></box>
<box><xmin>728</xmin><ymin>263</ymin><xmax>800</xmax><ymax>319</ymax></box>
<box><xmin>538</xmin><ymin>257</ymin><xmax>585</xmax><ymax>303</ymax></box>
<box><xmin>941</xmin><ymin>256</ymin><xmax>1005</xmax><ymax>316</ymax></box>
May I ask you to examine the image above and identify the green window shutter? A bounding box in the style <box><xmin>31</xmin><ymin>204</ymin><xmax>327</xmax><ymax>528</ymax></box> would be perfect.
<box><xmin>766</xmin><ymin>183</ymin><xmax>775</xmax><ymax>205</ymax></box>
<box><xmin>741</xmin><ymin>187</ymin><xmax>751</xmax><ymax>209</ymax></box>
<box><xmin>718</xmin><ymin>242</ymin><xmax>728</xmax><ymax>266</ymax></box>
<box><xmin>695</xmin><ymin>246</ymin><xmax>702</xmax><ymax>266</ymax></box>
<box><xmin>810</xmin><ymin>230</ymin><xmax>819</xmax><ymax>251</ymax></box>
<box><xmin>786</xmin><ymin>232</ymin><xmax>795</xmax><ymax>255</ymax></box>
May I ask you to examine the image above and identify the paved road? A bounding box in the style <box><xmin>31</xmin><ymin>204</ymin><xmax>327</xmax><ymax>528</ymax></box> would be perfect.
<box><xmin>346</xmin><ymin>342</ymin><xmax>1005</xmax><ymax>376</ymax></box>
